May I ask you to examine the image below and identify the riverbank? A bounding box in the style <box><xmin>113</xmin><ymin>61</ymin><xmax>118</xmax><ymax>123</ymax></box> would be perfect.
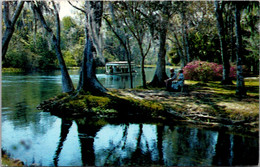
<box><xmin>1</xmin><ymin>149</ymin><xmax>24</xmax><ymax>166</ymax></box>
<box><xmin>38</xmin><ymin>78</ymin><xmax>259</xmax><ymax>136</ymax></box>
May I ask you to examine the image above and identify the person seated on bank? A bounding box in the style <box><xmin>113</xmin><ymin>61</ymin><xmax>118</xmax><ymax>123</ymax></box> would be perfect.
<box><xmin>164</xmin><ymin>68</ymin><xmax>177</xmax><ymax>90</ymax></box>
<box><xmin>172</xmin><ymin>70</ymin><xmax>184</xmax><ymax>91</ymax></box>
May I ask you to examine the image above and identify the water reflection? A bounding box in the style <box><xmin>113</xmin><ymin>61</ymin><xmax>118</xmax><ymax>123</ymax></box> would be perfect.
<box><xmin>2</xmin><ymin>70</ymin><xmax>259</xmax><ymax>166</ymax></box>
<box><xmin>53</xmin><ymin>118</ymin><xmax>73</xmax><ymax>166</ymax></box>
<box><xmin>52</xmin><ymin>118</ymin><xmax>259</xmax><ymax>166</ymax></box>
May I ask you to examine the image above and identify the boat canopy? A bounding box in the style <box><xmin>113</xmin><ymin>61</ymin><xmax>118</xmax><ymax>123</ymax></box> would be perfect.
<box><xmin>105</xmin><ymin>61</ymin><xmax>136</xmax><ymax>74</ymax></box>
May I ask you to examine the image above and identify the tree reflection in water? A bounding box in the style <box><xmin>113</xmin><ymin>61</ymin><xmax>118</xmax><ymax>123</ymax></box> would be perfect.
<box><xmin>53</xmin><ymin>118</ymin><xmax>73</xmax><ymax>166</ymax></box>
<box><xmin>53</xmin><ymin>118</ymin><xmax>259</xmax><ymax>166</ymax></box>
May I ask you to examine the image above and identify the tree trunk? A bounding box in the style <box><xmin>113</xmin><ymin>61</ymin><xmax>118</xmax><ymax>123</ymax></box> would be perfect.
<box><xmin>126</xmin><ymin>38</ymin><xmax>134</xmax><ymax>89</ymax></box>
<box><xmin>103</xmin><ymin>15</ymin><xmax>134</xmax><ymax>89</ymax></box>
<box><xmin>2</xmin><ymin>1</ymin><xmax>25</xmax><ymax>61</ymax></box>
<box><xmin>77</xmin><ymin>13</ymin><xmax>107</xmax><ymax>94</ymax></box>
<box><xmin>180</xmin><ymin>5</ymin><xmax>190</xmax><ymax>66</ymax></box>
<box><xmin>149</xmin><ymin>27</ymin><xmax>168</xmax><ymax>87</ymax></box>
<box><xmin>141</xmin><ymin>55</ymin><xmax>147</xmax><ymax>89</ymax></box>
<box><xmin>173</xmin><ymin>32</ymin><xmax>185</xmax><ymax>67</ymax></box>
<box><xmin>53</xmin><ymin>119</ymin><xmax>72</xmax><ymax>166</ymax></box>
<box><xmin>215</xmin><ymin>1</ymin><xmax>232</xmax><ymax>85</ymax></box>
<box><xmin>234</xmin><ymin>3</ymin><xmax>246</xmax><ymax>97</ymax></box>
<box><xmin>184</xmin><ymin>27</ymin><xmax>190</xmax><ymax>64</ymax></box>
<box><xmin>136</xmin><ymin>40</ymin><xmax>147</xmax><ymax>89</ymax></box>
<box><xmin>32</xmin><ymin>2</ymin><xmax>74</xmax><ymax>93</ymax></box>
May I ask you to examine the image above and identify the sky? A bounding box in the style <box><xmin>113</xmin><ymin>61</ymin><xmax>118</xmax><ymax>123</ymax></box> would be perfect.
<box><xmin>59</xmin><ymin>1</ymin><xmax>77</xmax><ymax>19</ymax></box>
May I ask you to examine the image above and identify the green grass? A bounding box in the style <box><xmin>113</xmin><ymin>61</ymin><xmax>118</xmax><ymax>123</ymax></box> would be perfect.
<box><xmin>185</xmin><ymin>79</ymin><xmax>259</xmax><ymax>96</ymax></box>
<box><xmin>2</xmin><ymin>68</ymin><xmax>24</xmax><ymax>72</ymax></box>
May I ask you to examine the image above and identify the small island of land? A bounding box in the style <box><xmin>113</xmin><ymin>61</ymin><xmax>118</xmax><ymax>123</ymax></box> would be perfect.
<box><xmin>38</xmin><ymin>78</ymin><xmax>259</xmax><ymax>136</ymax></box>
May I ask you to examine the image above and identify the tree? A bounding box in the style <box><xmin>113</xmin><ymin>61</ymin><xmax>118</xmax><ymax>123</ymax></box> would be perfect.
<box><xmin>180</xmin><ymin>1</ymin><xmax>190</xmax><ymax>66</ymax></box>
<box><xmin>69</xmin><ymin>1</ymin><xmax>107</xmax><ymax>94</ymax></box>
<box><xmin>115</xmin><ymin>1</ymin><xmax>152</xmax><ymax>89</ymax></box>
<box><xmin>234</xmin><ymin>2</ymin><xmax>247</xmax><ymax>97</ymax></box>
<box><xmin>103</xmin><ymin>2</ymin><xmax>135</xmax><ymax>88</ymax></box>
<box><xmin>214</xmin><ymin>1</ymin><xmax>233</xmax><ymax>85</ymax></box>
<box><xmin>2</xmin><ymin>1</ymin><xmax>25</xmax><ymax>61</ymax></box>
<box><xmin>32</xmin><ymin>1</ymin><xmax>75</xmax><ymax>93</ymax></box>
<box><xmin>144</xmin><ymin>1</ymin><xmax>174</xmax><ymax>87</ymax></box>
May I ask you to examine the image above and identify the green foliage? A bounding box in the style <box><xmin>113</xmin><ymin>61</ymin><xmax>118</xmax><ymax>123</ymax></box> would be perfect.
<box><xmin>167</xmin><ymin>47</ymin><xmax>180</xmax><ymax>65</ymax></box>
<box><xmin>62</xmin><ymin>16</ymin><xmax>76</xmax><ymax>31</ymax></box>
<box><xmin>188</xmin><ymin>32</ymin><xmax>220</xmax><ymax>63</ymax></box>
<box><xmin>63</xmin><ymin>50</ymin><xmax>77</xmax><ymax>67</ymax></box>
<box><xmin>3</xmin><ymin>30</ymin><xmax>58</xmax><ymax>70</ymax></box>
<box><xmin>84</xmin><ymin>95</ymin><xmax>111</xmax><ymax>108</ymax></box>
<box><xmin>3</xmin><ymin>1</ymin><xmax>259</xmax><ymax>73</ymax></box>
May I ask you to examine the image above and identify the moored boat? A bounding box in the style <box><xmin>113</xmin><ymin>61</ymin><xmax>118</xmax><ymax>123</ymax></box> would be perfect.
<box><xmin>105</xmin><ymin>61</ymin><xmax>137</xmax><ymax>75</ymax></box>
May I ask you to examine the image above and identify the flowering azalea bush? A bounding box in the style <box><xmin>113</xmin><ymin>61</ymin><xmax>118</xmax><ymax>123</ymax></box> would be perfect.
<box><xmin>183</xmin><ymin>61</ymin><xmax>236</xmax><ymax>82</ymax></box>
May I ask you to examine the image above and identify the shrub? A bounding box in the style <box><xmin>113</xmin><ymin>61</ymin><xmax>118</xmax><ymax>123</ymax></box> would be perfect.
<box><xmin>183</xmin><ymin>61</ymin><xmax>236</xmax><ymax>82</ymax></box>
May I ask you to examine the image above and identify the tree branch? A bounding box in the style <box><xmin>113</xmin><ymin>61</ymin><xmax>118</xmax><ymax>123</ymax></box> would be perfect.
<box><xmin>10</xmin><ymin>1</ymin><xmax>25</xmax><ymax>27</ymax></box>
<box><xmin>32</xmin><ymin>2</ymin><xmax>52</xmax><ymax>33</ymax></box>
<box><xmin>144</xmin><ymin>39</ymin><xmax>152</xmax><ymax>57</ymax></box>
<box><xmin>103</xmin><ymin>16</ymin><xmax>127</xmax><ymax>50</ymax></box>
<box><xmin>68</xmin><ymin>1</ymin><xmax>86</xmax><ymax>13</ymax></box>
<box><xmin>52</xmin><ymin>1</ymin><xmax>61</xmax><ymax>45</ymax></box>
<box><xmin>3</xmin><ymin>2</ymin><xmax>11</xmax><ymax>27</ymax></box>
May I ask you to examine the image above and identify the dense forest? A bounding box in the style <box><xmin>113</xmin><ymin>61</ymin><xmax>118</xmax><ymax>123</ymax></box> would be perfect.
<box><xmin>2</xmin><ymin>1</ymin><xmax>259</xmax><ymax>94</ymax></box>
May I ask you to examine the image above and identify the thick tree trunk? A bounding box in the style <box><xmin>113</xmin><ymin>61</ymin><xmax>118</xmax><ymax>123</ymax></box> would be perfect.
<box><xmin>75</xmin><ymin>119</ymin><xmax>102</xmax><ymax>166</ymax></box>
<box><xmin>149</xmin><ymin>27</ymin><xmax>168</xmax><ymax>87</ymax></box>
<box><xmin>32</xmin><ymin>2</ymin><xmax>74</xmax><ymax>93</ymax></box>
<box><xmin>234</xmin><ymin>3</ymin><xmax>246</xmax><ymax>97</ymax></box>
<box><xmin>215</xmin><ymin>1</ymin><xmax>232</xmax><ymax>85</ymax></box>
<box><xmin>77</xmin><ymin>15</ymin><xmax>107</xmax><ymax>94</ymax></box>
<box><xmin>2</xmin><ymin>1</ymin><xmax>24</xmax><ymax>61</ymax></box>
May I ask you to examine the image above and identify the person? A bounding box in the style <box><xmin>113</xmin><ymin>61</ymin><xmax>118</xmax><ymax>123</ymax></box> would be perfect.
<box><xmin>164</xmin><ymin>68</ymin><xmax>177</xmax><ymax>90</ymax></box>
<box><xmin>172</xmin><ymin>70</ymin><xmax>184</xmax><ymax>91</ymax></box>
<box><xmin>109</xmin><ymin>66</ymin><xmax>113</xmax><ymax>74</ymax></box>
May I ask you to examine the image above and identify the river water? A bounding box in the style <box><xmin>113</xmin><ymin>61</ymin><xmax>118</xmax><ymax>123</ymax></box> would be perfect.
<box><xmin>1</xmin><ymin>68</ymin><xmax>259</xmax><ymax>166</ymax></box>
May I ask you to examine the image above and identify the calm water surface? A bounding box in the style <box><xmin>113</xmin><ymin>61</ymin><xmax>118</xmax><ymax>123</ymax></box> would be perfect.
<box><xmin>1</xmin><ymin>68</ymin><xmax>259</xmax><ymax>166</ymax></box>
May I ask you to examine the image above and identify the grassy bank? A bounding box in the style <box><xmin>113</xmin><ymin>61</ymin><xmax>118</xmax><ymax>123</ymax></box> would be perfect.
<box><xmin>2</xmin><ymin>68</ymin><xmax>24</xmax><ymax>72</ymax></box>
<box><xmin>38</xmin><ymin>78</ymin><xmax>259</xmax><ymax>136</ymax></box>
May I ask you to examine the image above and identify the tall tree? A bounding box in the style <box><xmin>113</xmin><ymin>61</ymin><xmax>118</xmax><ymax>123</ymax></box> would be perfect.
<box><xmin>147</xmin><ymin>1</ymin><xmax>174</xmax><ymax>87</ymax></box>
<box><xmin>2</xmin><ymin>1</ymin><xmax>25</xmax><ymax>61</ymax></box>
<box><xmin>69</xmin><ymin>1</ymin><xmax>107</xmax><ymax>93</ymax></box>
<box><xmin>234</xmin><ymin>2</ymin><xmax>246</xmax><ymax>97</ymax></box>
<box><xmin>103</xmin><ymin>2</ymin><xmax>135</xmax><ymax>88</ymax></box>
<box><xmin>215</xmin><ymin>1</ymin><xmax>233</xmax><ymax>85</ymax></box>
<box><xmin>180</xmin><ymin>1</ymin><xmax>190</xmax><ymax>66</ymax></box>
<box><xmin>32</xmin><ymin>1</ymin><xmax>75</xmax><ymax>93</ymax></box>
<box><xmin>119</xmin><ymin>2</ymin><xmax>152</xmax><ymax>89</ymax></box>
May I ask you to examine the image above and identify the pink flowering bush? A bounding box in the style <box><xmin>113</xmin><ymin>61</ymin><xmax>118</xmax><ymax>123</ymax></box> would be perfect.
<box><xmin>183</xmin><ymin>61</ymin><xmax>236</xmax><ymax>82</ymax></box>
